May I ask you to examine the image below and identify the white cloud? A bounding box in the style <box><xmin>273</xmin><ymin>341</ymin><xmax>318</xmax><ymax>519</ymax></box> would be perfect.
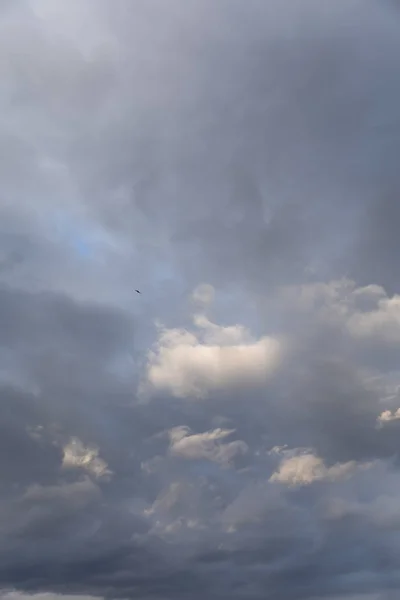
<box><xmin>62</xmin><ymin>437</ymin><xmax>112</xmax><ymax>480</ymax></box>
<box><xmin>141</xmin><ymin>293</ymin><xmax>282</xmax><ymax>399</ymax></box>
<box><xmin>141</xmin><ymin>277</ymin><xmax>400</xmax><ymax>404</ymax></box>
<box><xmin>269</xmin><ymin>450</ymin><xmax>370</xmax><ymax>487</ymax></box>
<box><xmin>168</xmin><ymin>426</ymin><xmax>248</xmax><ymax>465</ymax></box>
<box><xmin>377</xmin><ymin>408</ymin><xmax>400</xmax><ymax>426</ymax></box>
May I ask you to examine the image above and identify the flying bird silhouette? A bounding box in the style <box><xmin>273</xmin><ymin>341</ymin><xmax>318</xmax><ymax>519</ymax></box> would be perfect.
<box><xmin>135</xmin><ymin>289</ymin><xmax>141</xmax><ymax>294</ymax></box>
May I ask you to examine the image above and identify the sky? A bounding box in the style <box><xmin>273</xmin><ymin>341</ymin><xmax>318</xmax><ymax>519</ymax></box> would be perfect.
<box><xmin>2</xmin><ymin>1</ymin><xmax>400</xmax><ymax>599</ymax></box>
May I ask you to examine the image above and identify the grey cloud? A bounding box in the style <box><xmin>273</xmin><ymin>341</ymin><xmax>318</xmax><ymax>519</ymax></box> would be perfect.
<box><xmin>1</xmin><ymin>1</ymin><xmax>400</xmax><ymax>600</ymax></box>
<box><xmin>57</xmin><ymin>0</ymin><xmax>400</xmax><ymax>291</ymax></box>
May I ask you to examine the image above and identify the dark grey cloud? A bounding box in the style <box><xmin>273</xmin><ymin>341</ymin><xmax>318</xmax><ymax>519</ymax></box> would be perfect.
<box><xmin>1</xmin><ymin>1</ymin><xmax>400</xmax><ymax>599</ymax></box>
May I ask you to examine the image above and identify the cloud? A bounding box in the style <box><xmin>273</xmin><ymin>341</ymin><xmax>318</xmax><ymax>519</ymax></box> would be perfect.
<box><xmin>348</xmin><ymin>295</ymin><xmax>400</xmax><ymax>344</ymax></box>
<box><xmin>277</xmin><ymin>279</ymin><xmax>400</xmax><ymax>363</ymax></box>
<box><xmin>1</xmin><ymin>1</ymin><xmax>400</xmax><ymax>599</ymax></box>
<box><xmin>62</xmin><ymin>438</ymin><xmax>112</xmax><ymax>480</ymax></box>
<box><xmin>0</xmin><ymin>594</ymin><xmax>102</xmax><ymax>600</ymax></box>
<box><xmin>168</xmin><ymin>426</ymin><xmax>248</xmax><ymax>465</ymax></box>
<box><xmin>377</xmin><ymin>409</ymin><xmax>400</xmax><ymax>426</ymax></box>
<box><xmin>269</xmin><ymin>449</ymin><xmax>371</xmax><ymax>487</ymax></box>
<box><xmin>191</xmin><ymin>283</ymin><xmax>215</xmax><ymax>308</ymax></box>
<box><xmin>141</xmin><ymin>312</ymin><xmax>282</xmax><ymax>399</ymax></box>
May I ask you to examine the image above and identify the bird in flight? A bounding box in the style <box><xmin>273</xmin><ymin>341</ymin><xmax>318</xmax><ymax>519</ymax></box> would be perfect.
<box><xmin>135</xmin><ymin>289</ymin><xmax>141</xmax><ymax>294</ymax></box>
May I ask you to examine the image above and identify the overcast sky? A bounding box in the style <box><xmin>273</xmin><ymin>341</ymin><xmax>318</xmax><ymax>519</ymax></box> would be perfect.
<box><xmin>2</xmin><ymin>1</ymin><xmax>400</xmax><ymax>599</ymax></box>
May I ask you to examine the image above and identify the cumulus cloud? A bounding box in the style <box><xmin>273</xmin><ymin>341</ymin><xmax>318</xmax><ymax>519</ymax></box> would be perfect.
<box><xmin>269</xmin><ymin>449</ymin><xmax>370</xmax><ymax>487</ymax></box>
<box><xmin>377</xmin><ymin>409</ymin><xmax>400</xmax><ymax>426</ymax></box>
<box><xmin>348</xmin><ymin>295</ymin><xmax>400</xmax><ymax>343</ymax></box>
<box><xmin>1</xmin><ymin>1</ymin><xmax>400</xmax><ymax>599</ymax></box>
<box><xmin>141</xmin><ymin>312</ymin><xmax>282</xmax><ymax>399</ymax></box>
<box><xmin>277</xmin><ymin>278</ymin><xmax>400</xmax><ymax>364</ymax></box>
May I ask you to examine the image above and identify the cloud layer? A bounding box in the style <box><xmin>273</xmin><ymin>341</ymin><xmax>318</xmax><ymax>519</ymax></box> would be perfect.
<box><xmin>1</xmin><ymin>1</ymin><xmax>400</xmax><ymax>599</ymax></box>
